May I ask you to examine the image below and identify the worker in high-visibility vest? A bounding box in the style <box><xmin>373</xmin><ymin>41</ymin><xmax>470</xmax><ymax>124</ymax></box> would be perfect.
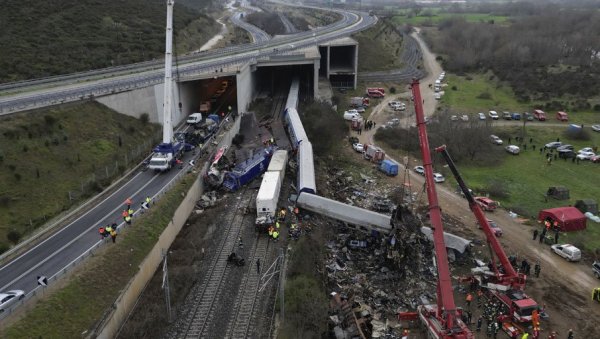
<box><xmin>125</xmin><ymin>215</ymin><xmax>132</xmax><ymax>225</ymax></box>
<box><xmin>128</xmin><ymin>208</ymin><xmax>134</xmax><ymax>217</ymax></box>
<box><xmin>272</xmin><ymin>230</ymin><xmax>279</xmax><ymax>242</ymax></box>
<box><xmin>275</xmin><ymin>222</ymin><xmax>280</xmax><ymax>229</ymax></box>
<box><xmin>268</xmin><ymin>226</ymin><xmax>274</xmax><ymax>237</ymax></box>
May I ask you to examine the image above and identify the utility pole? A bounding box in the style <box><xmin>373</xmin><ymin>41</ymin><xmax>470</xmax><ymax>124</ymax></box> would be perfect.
<box><xmin>278</xmin><ymin>248</ymin><xmax>285</xmax><ymax>323</ymax></box>
<box><xmin>162</xmin><ymin>250</ymin><xmax>172</xmax><ymax>322</ymax></box>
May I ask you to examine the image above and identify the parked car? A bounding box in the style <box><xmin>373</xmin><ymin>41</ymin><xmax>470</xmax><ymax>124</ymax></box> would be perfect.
<box><xmin>551</xmin><ymin>244</ymin><xmax>581</xmax><ymax>262</ymax></box>
<box><xmin>511</xmin><ymin>112</ymin><xmax>521</xmax><ymax>120</ymax></box>
<box><xmin>488</xmin><ymin>111</ymin><xmax>499</xmax><ymax>120</ymax></box>
<box><xmin>490</xmin><ymin>135</ymin><xmax>503</xmax><ymax>145</ymax></box>
<box><xmin>523</xmin><ymin>112</ymin><xmax>534</xmax><ymax>121</ymax></box>
<box><xmin>433</xmin><ymin>173</ymin><xmax>445</xmax><ymax>183</ymax></box>
<box><xmin>460</xmin><ymin>115</ymin><xmax>469</xmax><ymax>121</ymax></box>
<box><xmin>556</xmin><ymin>111</ymin><xmax>569</xmax><ymax>121</ymax></box>
<box><xmin>478</xmin><ymin>112</ymin><xmax>486</xmax><ymax>120</ymax></box>
<box><xmin>413</xmin><ymin>166</ymin><xmax>425</xmax><ymax>175</ymax></box>
<box><xmin>355</xmin><ymin>107</ymin><xmax>366</xmax><ymax>113</ymax></box>
<box><xmin>576</xmin><ymin>151</ymin><xmax>595</xmax><ymax>160</ymax></box>
<box><xmin>593</xmin><ymin>261</ymin><xmax>600</xmax><ymax>278</ymax></box>
<box><xmin>558</xmin><ymin>150</ymin><xmax>576</xmax><ymax>159</ymax></box>
<box><xmin>502</xmin><ymin>111</ymin><xmax>512</xmax><ymax>120</ymax></box>
<box><xmin>505</xmin><ymin>145</ymin><xmax>520</xmax><ymax>155</ymax></box>
<box><xmin>352</xmin><ymin>143</ymin><xmax>364</xmax><ymax>152</ymax></box>
<box><xmin>544</xmin><ymin>141</ymin><xmax>562</xmax><ymax>149</ymax></box>
<box><xmin>592</xmin><ymin>124</ymin><xmax>600</xmax><ymax>132</ymax></box>
<box><xmin>343</xmin><ymin>110</ymin><xmax>361</xmax><ymax>121</ymax></box>
<box><xmin>557</xmin><ymin>144</ymin><xmax>574</xmax><ymax>152</ymax></box>
<box><xmin>434</xmin><ymin>93</ymin><xmax>442</xmax><ymax>100</ymax></box>
<box><xmin>533</xmin><ymin>109</ymin><xmax>546</xmax><ymax>121</ymax></box>
<box><xmin>475</xmin><ymin>197</ymin><xmax>498</xmax><ymax>211</ymax></box>
<box><xmin>578</xmin><ymin>147</ymin><xmax>593</xmax><ymax>154</ymax></box>
<box><xmin>388</xmin><ymin>101</ymin><xmax>402</xmax><ymax>107</ymax></box>
<box><xmin>450</xmin><ymin>115</ymin><xmax>459</xmax><ymax>121</ymax></box>
<box><xmin>477</xmin><ymin>219</ymin><xmax>503</xmax><ymax>237</ymax></box>
<box><xmin>0</xmin><ymin>290</ymin><xmax>25</xmax><ymax>313</ymax></box>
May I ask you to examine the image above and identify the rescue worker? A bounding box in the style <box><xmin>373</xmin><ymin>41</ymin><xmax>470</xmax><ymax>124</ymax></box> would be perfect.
<box><xmin>228</xmin><ymin>105</ymin><xmax>232</xmax><ymax>113</ymax></box>
<box><xmin>593</xmin><ymin>287</ymin><xmax>600</xmax><ymax>302</ymax></box>
<box><xmin>521</xmin><ymin>331</ymin><xmax>530</xmax><ymax>339</ymax></box>
<box><xmin>547</xmin><ymin>331</ymin><xmax>557</xmax><ymax>339</ymax></box>
<box><xmin>465</xmin><ymin>293</ymin><xmax>473</xmax><ymax>309</ymax></box>
<box><xmin>146</xmin><ymin>196</ymin><xmax>151</xmax><ymax>205</ymax></box>
<box><xmin>125</xmin><ymin>198</ymin><xmax>132</xmax><ymax>209</ymax></box>
<box><xmin>401</xmin><ymin>329</ymin><xmax>409</xmax><ymax>339</ymax></box>
<box><xmin>567</xmin><ymin>329</ymin><xmax>574</xmax><ymax>339</ymax></box>
<box><xmin>110</xmin><ymin>229</ymin><xmax>117</xmax><ymax>243</ymax></box>
<box><xmin>128</xmin><ymin>208</ymin><xmax>134</xmax><ymax>217</ymax></box>
<box><xmin>106</xmin><ymin>225</ymin><xmax>113</xmax><ymax>234</ymax></box>
<box><xmin>125</xmin><ymin>215</ymin><xmax>132</xmax><ymax>225</ymax></box>
<box><xmin>268</xmin><ymin>226</ymin><xmax>274</xmax><ymax>238</ymax></box>
<box><xmin>272</xmin><ymin>230</ymin><xmax>279</xmax><ymax>242</ymax></box>
<box><xmin>476</xmin><ymin>316</ymin><xmax>483</xmax><ymax>331</ymax></box>
<box><xmin>98</xmin><ymin>226</ymin><xmax>105</xmax><ymax>239</ymax></box>
<box><xmin>122</xmin><ymin>209</ymin><xmax>129</xmax><ymax>220</ymax></box>
<box><xmin>533</xmin><ymin>229</ymin><xmax>539</xmax><ymax>240</ymax></box>
<box><xmin>534</xmin><ymin>262</ymin><xmax>541</xmax><ymax>277</ymax></box>
<box><xmin>275</xmin><ymin>221</ymin><xmax>280</xmax><ymax>230</ymax></box>
<box><xmin>278</xmin><ymin>208</ymin><xmax>286</xmax><ymax>221</ymax></box>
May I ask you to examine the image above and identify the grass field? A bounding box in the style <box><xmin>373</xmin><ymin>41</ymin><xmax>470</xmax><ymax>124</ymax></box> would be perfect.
<box><xmin>354</xmin><ymin>21</ymin><xmax>404</xmax><ymax>72</ymax></box>
<box><xmin>2</xmin><ymin>175</ymin><xmax>194</xmax><ymax>338</ymax></box>
<box><xmin>0</xmin><ymin>102</ymin><xmax>160</xmax><ymax>252</ymax></box>
<box><xmin>458</xmin><ymin>125</ymin><xmax>600</xmax><ymax>251</ymax></box>
<box><xmin>391</xmin><ymin>12</ymin><xmax>509</xmax><ymax>26</ymax></box>
<box><xmin>440</xmin><ymin>73</ymin><xmax>600</xmax><ymax>125</ymax></box>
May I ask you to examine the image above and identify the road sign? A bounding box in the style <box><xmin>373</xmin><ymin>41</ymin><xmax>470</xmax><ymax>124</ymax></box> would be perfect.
<box><xmin>37</xmin><ymin>276</ymin><xmax>48</xmax><ymax>286</ymax></box>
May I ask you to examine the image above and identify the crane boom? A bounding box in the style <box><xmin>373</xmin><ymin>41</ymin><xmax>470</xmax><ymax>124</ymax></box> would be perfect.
<box><xmin>162</xmin><ymin>0</ymin><xmax>175</xmax><ymax>144</ymax></box>
<box><xmin>411</xmin><ymin>79</ymin><xmax>471</xmax><ymax>338</ymax></box>
<box><xmin>435</xmin><ymin>145</ymin><xmax>524</xmax><ymax>287</ymax></box>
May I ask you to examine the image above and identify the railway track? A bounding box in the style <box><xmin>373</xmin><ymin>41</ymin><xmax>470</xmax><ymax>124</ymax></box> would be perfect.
<box><xmin>270</xmin><ymin>88</ymin><xmax>288</xmax><ymax>121</ymax></box>
<box><xmin>167</xmin><ymin>188</ymin><xmax>254</xmax><ymax>339</ymax></box>
<box><xmin>223</xmin><ymin>235</ymin><xmax>270</xmax><ymax>338</ymax></box>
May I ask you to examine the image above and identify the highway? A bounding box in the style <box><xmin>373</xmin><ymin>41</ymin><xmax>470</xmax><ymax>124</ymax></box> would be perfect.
<box><xmin>0</xmin><ymin>6</ymin><xmax>376</xmax><ymax>115</ymax></box>
<box><xmin>0</xmin><ymin>3</ymin><xmax>376</xmax><ymax>320</ymax></box>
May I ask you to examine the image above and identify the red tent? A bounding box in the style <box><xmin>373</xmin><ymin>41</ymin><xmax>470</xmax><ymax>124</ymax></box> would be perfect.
<box><xmin>538</xmin><ymin>207</ymin><xmax>587</xmax><ymax>232</ymax></box>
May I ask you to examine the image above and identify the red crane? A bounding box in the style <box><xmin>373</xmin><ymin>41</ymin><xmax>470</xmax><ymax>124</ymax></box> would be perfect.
<box><xmin>410</xmin><ymin>79</ymin><xmax>472</xmax><ymax>339</ymax></box>
<box><xmin>435</xmin><ymin>144</ymin><xmax>538</xmax><ymax>334</ymax></box>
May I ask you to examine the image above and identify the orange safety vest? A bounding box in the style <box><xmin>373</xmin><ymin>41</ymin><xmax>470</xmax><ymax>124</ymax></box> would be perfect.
<box><xmin>122</xmin><ymin>210</ymin><xmax>129</xmax><ymax>217</ymax></box>
<box><xmin>99</xmin><ymin>227</ymin><xmax>105</xmax><ymax>234</ymax></box>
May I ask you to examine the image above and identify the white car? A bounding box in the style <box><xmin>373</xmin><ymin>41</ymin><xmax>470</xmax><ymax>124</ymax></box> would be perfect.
<box><xmin>490</xmin><ymin>135</ymin><xmax>503</xmax><ymax>145</ymax></box>
<box><xmin>505</xmin><ymin>145</ymin><xmax>520</xmax><ymax>155</ymax></box>
<box><xmin>434</xmin><ymin>93</ymin><xmax>442</xmax><ymax>100</ymax></box>
<box><xmin>413</xmin><ymin>166</ymin><xmax>425</xmax><ymax>175</ymax></box>
<box><xmin>551</xmin><ymin>244</ymin><xmax>581</xmax><ymax>262</ymax></box>
<box><xmin>355</xmin><ymin>107</ymin><xmax>366</xmax><ymax>113</ymax></box>
<box><xmin>592</xmin><ymin>124</ymin><xmax>600</xmax><ymax>132</ymax></box>
<box><xmin>352</xmin><ymin>143</ymin><xmax>364</xmax><ymax>152</ymax></box>
<box><xmin>461</xmin><ymin>115</ymin><xmax>469</xmax><ymax>121</ymax></box>
<box><xmin>576</xmin><ymin>151</ymin><xmax>595</xmax><ymax>160</ymax></box>
<box><xmin>545</xmin><ymin>141</ymin><xmax>562</xmax><ymax>149</ymax></box>
<box><xmin>578</xmin><ymin>147</ymin><xmax>594</xmax><ymax>154</ymax></box>
<box><xmin>433</xmin><ymin>173</ymin><xmax>445</xmax><ymax>183</ymax></box>
<box><xmin>450</xmin><ymin>115</ymin><xmax>459</xmax><ymax>121</ymax></box>
<box><xmin>343</xmin><ymin>110</ymin><xmax>361</xmax><ymax>121</ymax></box>
<box><xmin>488</xmin><ymin>111</ymin><xmax>499</xmax><ymax>120</ymax></box>
<box><xmin>0</xmin><ymin>290</ymin><xmax>25</xmax><ymax>313</ymax></box>
<box><xmin>388</xmin><ymin>101</ymin><xmax>401</xmax><ymax>107</ymax></box>
<box><xmin>478</xmin><ymin>113</ymin><xmax>486</xmax><ymax>120</ymax></box>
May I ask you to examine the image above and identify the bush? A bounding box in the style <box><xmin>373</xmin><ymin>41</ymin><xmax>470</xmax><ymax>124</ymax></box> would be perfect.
<box><xmin>451</xmin><ymin>85</ymin><xmax>458</xmax><ymax>91</ymax></box>
<box><xmin>594</xmin><ymin>104</ymin><xmax>600</xmax><ymax>112</ymax></box>
<box><xmin>0</xmin><ymin>242</ymin><xmax>9</xmax><ymax>255</ymax></box>
<box><xmin>139</xmin><ymin>113</ymin><xmax>150</xmax><ymax>125</ymax></box>
<box><xmin>389</xmin><ymin>86</ymin><xmax>397</xmax><ymax>94</ymax></box>
<box><xmin>477</xmin><ymin>92</ymin><xmax>492</xmax><ymax>100</ymax></box>
<box><xmin>484</xmin><ymin>180</ymin><xmax>510</xmax><ymax>199</ymax></box>
<box><xmin>7</xmin><ymin>230</ymin><xmax>21</xmax><ymax>245</ymax></box>
<box><xmin>44</xmin><ymin>115</ymin><xmax>56</xmax><ymax>126</ymax></box>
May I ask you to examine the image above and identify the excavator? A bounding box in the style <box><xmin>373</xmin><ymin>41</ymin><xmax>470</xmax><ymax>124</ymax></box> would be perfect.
<box><xmin>409</xmin><ymin>79</ymin><xmax>473</xmax><ymax>339</ymax></box>
<box><xmin>435</xmin><ymin>144</ymin><xmax>538</xmax><ymax>337</ymax></box>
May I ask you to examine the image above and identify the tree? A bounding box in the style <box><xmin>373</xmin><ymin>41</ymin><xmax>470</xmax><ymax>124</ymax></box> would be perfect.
<box><xmin>7</xmin><ymin>230</ymin><xmax>21</xmax><ymax>245</ymax></box>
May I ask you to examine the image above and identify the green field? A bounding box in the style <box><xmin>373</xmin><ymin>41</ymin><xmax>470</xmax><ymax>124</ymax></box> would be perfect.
<box><xmin>457</xmin><ymin>125</ymin><xmax>600</xmax><ymax>251</ymax></box>
<box><xmin>391</xmin><ymin>11</ymin><xmax>509</xmax><ymax>26</ymax></box>
<box><xmin>440</xmin><ymin>74</ymin><xmax>600</xmax><ymax>126</ymax></box>
<box><xmin>440</xmin><ymin>73</ymin><xmax>529</xmax><ymax>113</ymax></box>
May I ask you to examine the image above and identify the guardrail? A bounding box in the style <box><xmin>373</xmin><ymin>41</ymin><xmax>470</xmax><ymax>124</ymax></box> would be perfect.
<box><xmin>0</xmin><ymin>114</ymin><xmax>238</xmax><ymax>322</ymax></box>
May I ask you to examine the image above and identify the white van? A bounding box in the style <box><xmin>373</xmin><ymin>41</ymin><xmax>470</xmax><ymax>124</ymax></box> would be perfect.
<box><xmin>343</xmin><ymin>109</ymin><xmax>361</xmax><ymax>121</ymax></box>
<box><xmin>551</xmin><ymin>244</ymin><xmax>581</xmax><ymax>262</ymax></box>
<box><xmin>186</xmin><ymin>113</ymin><xmax>203</xmax><ymax>124</ymax></box>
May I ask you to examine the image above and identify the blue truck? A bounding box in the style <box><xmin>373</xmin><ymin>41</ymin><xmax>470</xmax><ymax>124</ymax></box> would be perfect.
<box><xmin>379</xmin><ymin>159</ymin><xmax>399</xmax><ymax>176</ymax></box>
<box><xmin>223</xmin><ymin>147</ymin><xmax>275</xmax><ymax>191</ymax></box>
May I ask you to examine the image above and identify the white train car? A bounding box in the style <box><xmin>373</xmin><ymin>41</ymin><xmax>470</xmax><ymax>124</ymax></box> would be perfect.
<box><xmin>298</xmin><ymin>140</ymin><xmax>316</xmax><ymax>195</ymax></box>
<box><xmin>268</xmin><ymin>150</ymin><xmax>288</xmax><ymax>182</ymax></box>
<box><xmin>285</xmin><ymin>78</ymin><xmax>300</xmax><ymax>110</ymax></box>
<box><xmin>284</xmin><ymin>107</ymin><xmax>308</xmax><ymax>146</ymax></box>
<box><xmin>256</xmin><ymin>171</ymin><xmax>283</xmax><ymax>221</ymax></box>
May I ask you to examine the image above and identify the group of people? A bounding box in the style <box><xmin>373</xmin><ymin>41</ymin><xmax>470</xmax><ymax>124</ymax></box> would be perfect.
<box><xmin>533</xmin><ymin>219</ymin><xmax>561</xmax><ymax>245</ymax></box>
<box><xmin>265</xmin><ymin>207</ymin><xmax>304</xmax><ymax>242</ymax></box>
<box><xmin>364</xmin><ymin>120</ymin><xmax>376</xmax><ymax>131</ymax></box>
<box><xmin>98</xmin><ymin>196</ymin><xmax>152</xmax><ymax>243</ymax></box>
<box><xmin>98</xmin><ymin>223</ymin><xmax>118</xmax><ymax>243</ymax></box>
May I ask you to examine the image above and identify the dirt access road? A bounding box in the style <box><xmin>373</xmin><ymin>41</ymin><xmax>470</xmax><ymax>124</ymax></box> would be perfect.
<box><xmin>355</xmin><ymin>29</ymin><xmax>599</xmax><ymax>336</ymax></box>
